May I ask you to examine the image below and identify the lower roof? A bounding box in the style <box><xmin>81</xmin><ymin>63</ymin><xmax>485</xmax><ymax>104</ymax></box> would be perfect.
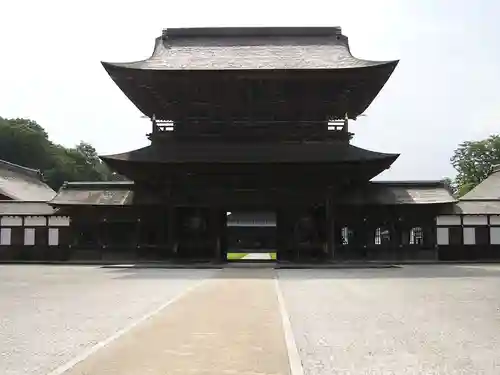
<box><xmin>460</xmin><ymin>165</ymin><xmax>500</xmax><ymax>201</ymax></box>
<box><xmin>0</xmin><ymin>159</ymin><xmax>56</xmax><ymax>201</ymax></box>
<box><xmin>49</xmin><ymin>180</ymin><xmax>454</xmax><ymax>207</ymax></box>
<box><xmin>341</xmin><ymin>181</ymin><xmax>456</xmax><ymax>205</ymax></box>
<box><xmin>101</xmin><ymin>142</ymin><xmax>398</xmax><ymax>164</ymax></box>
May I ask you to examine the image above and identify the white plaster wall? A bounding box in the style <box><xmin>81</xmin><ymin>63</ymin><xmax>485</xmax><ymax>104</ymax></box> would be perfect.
<box><xmin>437</xmin><ymin>227</ymin><xmax>449</xmax><ymax>245</ymax></box>
<box><xmin>490</xmin><ymin>215</ymin><xmax>500</xmax><ymax>225</ymax></box>
<box><xmin>490</xmin><ymin>228</ymin><xmax>500</xmax><ymax>245</ymax></box>
<box><xmin>462</xmin><ymin>215</ymin><xmax>488</xmax><ymax>226</ymax></box>
<box><xmin>436</xmin><ymin>216</ymin><xmax>461</xmax><ymax>226</ymax></box>
<box><xmin>48</xmin><ymin>228</ymin><xmax>59</xmax><ymax>246</ymax></box>
<box><xmin>24</xmin><ymin>228</ymin><xmax>35</xmax><ymax>246</ymax></box>
<box><xmin>0</xmin><ymin>228</ymin><xmax>11</xmax><ymax>245</ymax></box>
<box><xmin>463</xmin><ymin>227</ymin><xmax>476</xmax><ymax>245</ymax></box>
<box><xmin>25</xmin><ymin>216</ymin><xmax>47</xmax><ymax>226</ymax></box>
<box><xmin>48</xmin><ymin>216</ymin><xmax>70</xmax><ymax>226</ymax></box>
<box><xmin>1</xmin><ymin>216</ymin><xmax>22</xmax><ymax>226</ymax></box>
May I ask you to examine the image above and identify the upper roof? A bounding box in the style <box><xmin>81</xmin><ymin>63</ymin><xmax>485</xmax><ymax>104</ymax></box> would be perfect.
<box><xmin>102</xmin><ymin>27</ymin><xmax>398</xmax><ymax>121</ymax></box>
<box><xmin>0</xmin><ymin>159</ymin><xmax>56</xmax><ymax>201</ymax></box>
<box><xmin>103</xmin><ymin>27</ymin><xmax>398</xmax><ymax>71</ymax></box>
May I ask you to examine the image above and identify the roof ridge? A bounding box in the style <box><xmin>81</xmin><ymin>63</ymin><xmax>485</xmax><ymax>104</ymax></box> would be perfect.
<box><xmin>162</xmin><ymin>27</ymin><xmax>343</xmax><ymax>39</ymax></box>
<box><xmin>371</xmin><ymin>180</ymin><xmax>446</xmax><ymax>186</ymax></box>
<box><xmin>0</xmin><ymin>159</ymin><xmax>44</xmax><ymax>181</ymax></box>
<box><xmin>62</xmin><ymin>181</ymin><xmax>134</xmax><ymax>190</ymax></box>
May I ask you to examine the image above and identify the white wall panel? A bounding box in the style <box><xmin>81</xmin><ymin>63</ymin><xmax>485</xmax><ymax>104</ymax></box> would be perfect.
<box><xmin>462</xmin><ymin>215</ymin><xmax>488</xmax><ymax>225</ymax></box>
<box><xmin>490</xmin><ymin>228</ymin><xmax>500</xmax><ymax>245</ymax></box>
<box><xmin>24</xmin><ymin>228</ymin><xmax>35</xmax><ymax>246</ymax></box>
<box><xmin>48</xmin><ymin>228</ymin><xmax>59</xmax><ymax>246</ymax></box>
<box><xmin>437</xmin><ymin>227</ymin><xmax>449</xmax><ymax>245</ymax></box>
<box><xmin>463</xmin><ymin>227</ymin><xmax>476</xmax><ymax>245</ymax></box>
<box><xmin>1</xmin><ymin>216</ymin><xmax>22</xmax><ymax>226</ymax></box>
<box><xmin>0</xmin><ymin>228</ymin><xmax>11</xmax><ymax>245</ymax></box>
<box><xmin>490</xmin><ymin>215</ymin><xmax>500</xmax><ymax>225</ymax></box>
<box><xmin>48</xmin><ymin>216</ymin><xmax>70</xmax><ymax>226</ymax></box>
<box><xmin>436</xmin><ymin>216</ymin><xmax>461</xmax><ymax>226</ymax></box>
<box><xmin>24</xmin><ymin>216</ymin><xmax>47</xmax><ymax>226</ymax></box>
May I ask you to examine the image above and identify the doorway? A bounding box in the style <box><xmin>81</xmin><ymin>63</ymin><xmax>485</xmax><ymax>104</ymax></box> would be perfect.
<box><xmin>225</xmin><ymin>211</ymin><xmax>277</xmax><ymax>261</ymax></box>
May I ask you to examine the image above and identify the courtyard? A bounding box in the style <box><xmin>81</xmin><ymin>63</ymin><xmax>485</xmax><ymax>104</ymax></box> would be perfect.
<box><xmin>1</xmin><ymin>264</ymin><xmax>500</xmax><ymax>375</ymax></box>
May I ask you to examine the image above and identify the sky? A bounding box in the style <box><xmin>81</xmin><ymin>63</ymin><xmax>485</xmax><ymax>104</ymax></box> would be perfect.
<box><xmin>1</xmin><ymin>0</ymin><xmax>499</xmax><ymax>180</ymax></box>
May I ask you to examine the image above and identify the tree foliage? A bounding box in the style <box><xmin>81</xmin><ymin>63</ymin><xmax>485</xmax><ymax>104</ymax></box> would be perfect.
<box><xmin>450</xmin><ymin>134</ymin><xmax>500</xmax><ymax>197</ymax></box>
<box><xmin>0</xmin><ymin>116</ymin><xmax>121</xmax><ymax>190</ymax></box>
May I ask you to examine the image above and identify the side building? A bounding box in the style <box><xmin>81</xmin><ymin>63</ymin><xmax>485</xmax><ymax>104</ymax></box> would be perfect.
<box><xmin>0</xmin><ymin>159</ymin><xmax>70</xmax><ymax>260</ymax></box>
<box><xmin>437</xmin><ymin>165</ymin><xmax>500</xmax><ymax>260</ymax></box>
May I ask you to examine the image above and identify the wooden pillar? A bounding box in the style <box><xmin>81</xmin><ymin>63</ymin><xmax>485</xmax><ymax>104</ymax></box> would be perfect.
<box><xmin>276</xmin><ymin>208</ymin><xmax>288</xmax><ymax>262</ymax></box>
<box><xmin>166</xmin><ymin>206</ymin><xmax>176</xmax><ymax>260</ymax></box>
<box><xmin>136</xmin><ymin>217</ymin><xmax>141</xmax><ymax>258</ymax></box>
<box><xmin>210</xmin><ymin>208</ymin><xmax>224</xmax><ymax>263</ymax></box>
<box><xmin>326</xmin><ymin>198</ymin><xmax>335</xmax><ymax>261</ymax></box>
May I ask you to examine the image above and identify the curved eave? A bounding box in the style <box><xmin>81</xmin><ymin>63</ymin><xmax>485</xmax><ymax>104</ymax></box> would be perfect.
<box><xmin>100</xmin><ymin>144</ymin><xmax>399</xmax><ymax>184</ymax></box>
<box><xmin>101</xmin><ymin>58</ymin><xmax>398</xmax><ymax>72</ymax></box>
<box><xmin>101</xmin><ymin>60</ymin><xmax>398</xmax><ymax>120</ymax></box>
<box><xmin>101</xmin><ymin>143</ymin><xmax>398</xmax><ymax>164</ymax></box>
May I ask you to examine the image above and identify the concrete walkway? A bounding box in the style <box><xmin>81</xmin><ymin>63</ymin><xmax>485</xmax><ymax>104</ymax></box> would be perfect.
<box><xmin>58</xmin><ymin>269</ymin><xmax>290</xmax><ymax>375</ymax></box>
<box><xmin>241</xmin><ymin>252</ymin><xmax>273</xmax><ymax>260</ymax></box>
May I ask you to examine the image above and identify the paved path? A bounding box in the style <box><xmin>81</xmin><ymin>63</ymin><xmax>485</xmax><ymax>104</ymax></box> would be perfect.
<box><xmin>241</xmin><ymin>252</ymin><xmax>272</xmax><ymax>260</ymax></box>
<box><xmin>59</xmin><ymin>268</ymin><xmax>289</xmax><ymax>375</ymax></box>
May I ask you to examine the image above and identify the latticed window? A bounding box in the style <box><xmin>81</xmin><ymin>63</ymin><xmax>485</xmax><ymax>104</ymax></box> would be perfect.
<box><xmin>410</xmin><ymin>227</ymin><xmax>423</xmax><ymax>245</ymax></box>
<box><xmin>375</xmin><ymin>227</ymin><xmax>381</xmax><ymax>245</ymax></box>
<box><xmin>375</xmin><ymin>227</ymin><xmax>391</xmax><ymax>245</ymax></box>
<box><xmin>341</xmin><ymin>227</ymin><xmax>351</xmax><ymax>245</ymax></box>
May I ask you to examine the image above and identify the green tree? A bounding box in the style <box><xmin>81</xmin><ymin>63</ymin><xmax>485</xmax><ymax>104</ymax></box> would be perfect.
<box><xmin>0</xmin><ymin>117</ymin><xmax>122</xmax><ymax>189</ymax></box>
<box><xmin>442</xmin><ymin>177</ymin><xmax>457</xmax><ymax>197</ymax></box>
<box><xmin>451</xmin><ymin>134</ymin><xmax>500</xmax><ymax>197</ymax></box>
<box><xmin>0</xmin><ymin>117</ymin><xmax>54</xmax><ymax>171</ymax></box>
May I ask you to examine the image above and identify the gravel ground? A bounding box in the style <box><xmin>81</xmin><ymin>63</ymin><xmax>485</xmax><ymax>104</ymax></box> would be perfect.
<box><xmin>3</xmin><ymin>264</ymin><xmax>500</xmax><ymax>375</ymax></box>
<box><xmin>0</xmin><ymin>265</ymin><xmax>217</xmax><ymax>375</ymax></box>
<box><xmin>278</xmin><ymin>265</ymin><xmax>500</xmax><ymax>375</ymax></box>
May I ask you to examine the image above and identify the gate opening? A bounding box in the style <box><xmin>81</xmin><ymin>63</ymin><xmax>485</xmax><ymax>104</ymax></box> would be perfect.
<box><xmin>225</xmin><ymin>211</ymin><xmax>277</xmax><ymax>261</ymax></box>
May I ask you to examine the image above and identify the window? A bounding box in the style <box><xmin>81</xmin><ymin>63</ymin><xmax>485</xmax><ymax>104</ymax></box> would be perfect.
<box><xmin>449</xmin><ymin>227</ymin><xmax>463</xmax><ymax>245</ymax></box>
<box><xmin>374</xmin><ymin>227</ymin><xmax>381</xmax><ymax>245</ymax></box>
<box><xmin>341</xmin><ymin>227</ymin><xmax>351</xmax><ymax>245</ymax></box>
<box><xmin>375</xmin><ymin>227</ymin><xmax>390</xmax><ymax>245</ymax></box>
<box><xmin>410</xmin><ymin>227</ymin><xmax>423</xmax><ymax>245</ymax></box>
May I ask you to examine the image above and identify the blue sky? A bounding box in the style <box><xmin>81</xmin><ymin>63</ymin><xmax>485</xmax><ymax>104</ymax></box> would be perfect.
<box><xmin>1</xmin><ymin>0</ymin><xmax>499</xmax><ymax>180</ymax></box>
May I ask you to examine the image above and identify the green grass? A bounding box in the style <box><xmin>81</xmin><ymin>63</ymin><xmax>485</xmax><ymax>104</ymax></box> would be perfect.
<box><xmin>226</xmin><ymin>252</ymin><xmax>248</xmax><ymax>260</ymax></box>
